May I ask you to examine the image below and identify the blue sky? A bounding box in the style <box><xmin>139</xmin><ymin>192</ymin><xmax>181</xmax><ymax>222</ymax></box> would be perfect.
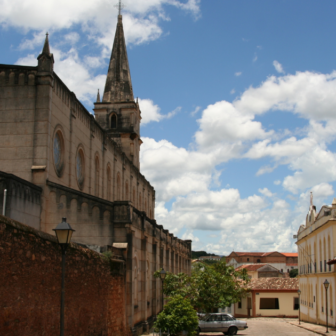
<box><xmin>2</xmin><ymin>0</ymin><xmax>336</xmax><ymax>254</ymax></box>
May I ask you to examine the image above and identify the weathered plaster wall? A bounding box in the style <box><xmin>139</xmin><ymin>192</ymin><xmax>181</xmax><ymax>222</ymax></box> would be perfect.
<box><xmin>0</xmin><ymin>215</ymin><xmax>129</xmax><ymax>336</ymax></box>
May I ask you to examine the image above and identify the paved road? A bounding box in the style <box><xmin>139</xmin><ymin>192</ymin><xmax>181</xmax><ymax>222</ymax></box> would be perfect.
<box><xmin>199</xmin><ymin>318</ymin><xmax>318</xmax><ymax>336</ymax></box>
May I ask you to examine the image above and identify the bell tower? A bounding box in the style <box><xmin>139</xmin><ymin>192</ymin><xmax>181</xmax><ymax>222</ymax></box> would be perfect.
<box><xmin>94</xmin><ymin>12</ymin><xmax>142</xmax><ymax>169</ymax></box>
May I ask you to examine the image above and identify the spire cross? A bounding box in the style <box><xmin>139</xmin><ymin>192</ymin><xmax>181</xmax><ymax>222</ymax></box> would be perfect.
<box><xmin>115</xmin><ymin>0</ymin><xmax>124</xmax><ymax>16</ymax></box>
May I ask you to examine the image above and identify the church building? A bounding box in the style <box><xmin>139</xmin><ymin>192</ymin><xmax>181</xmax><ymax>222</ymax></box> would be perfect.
<box><xmin>0</xmin><ymin>12</ymin><xmax>192</xmax><ymax>335</ymax></box>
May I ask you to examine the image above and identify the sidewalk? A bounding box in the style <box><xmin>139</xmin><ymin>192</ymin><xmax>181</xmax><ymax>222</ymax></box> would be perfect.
<box><xmin>287</xmin><ymin>320</ymin><xmax>336</xmax><ymax>336</ymax></box>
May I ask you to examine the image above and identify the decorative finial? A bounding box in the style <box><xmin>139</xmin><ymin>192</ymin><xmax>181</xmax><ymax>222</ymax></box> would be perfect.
<box><xmin>96</xmin><ymin>89</ymin><xmax>101</xmax><ymax>103</ymax></box>
<box><xmin>310</xmin><ymin>191</ymin><xmax>313</xmax><ymax>207</ymax></box>
<box><xmin>115</xmin><ymin>0</ymin><xmax>124</xmax><ymax>16</ymax></box>
<box><xmin>46</xmin><ymin>32</ymin><xmax>49</xmax><ymax>37</ymax></box>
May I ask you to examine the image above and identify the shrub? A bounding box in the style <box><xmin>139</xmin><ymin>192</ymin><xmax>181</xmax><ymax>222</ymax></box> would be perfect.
<box><xmin>154</xmin><ymin>295</ymin><xmax>198</xmax><ymax>336</ymax></box>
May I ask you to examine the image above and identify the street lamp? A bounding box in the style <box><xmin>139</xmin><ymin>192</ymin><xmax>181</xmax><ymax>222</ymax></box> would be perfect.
<box><xmin>324</xmin><ymin>279</ymin><xmax>330</xmax><ymax>333</ymax></box>
<box><xmin>160</xmin><ymin>269</ymin><xmax>167</xmax><ymax>311</ymax></box>
<box><xmin>53</xmin><ymin>218</ymin><xmax>75</xmax><ymax>336</ymax></box>
<box><xmin>297</xmin><ymin>289</ymin><xmax>301</xmax><ymax>325</ymax></box>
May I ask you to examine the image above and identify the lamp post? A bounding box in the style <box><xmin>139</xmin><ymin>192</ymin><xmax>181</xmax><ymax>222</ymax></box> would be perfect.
<box><xmin>297</xmin><ymin>289</ymin><xmax>301</xmax><ymax>325</ymax></box>
<box><xmin>324</xmin><ymin>279</ymin><xmax>330</xmax><ymax>333</ymax></box>
<box><xmin>53</xmin><ymin>218</ymin><xmax>75</xmax><ymax>336</ymax></box>
<box><xmin>160</xmin><ymin>268</ymin><xmax>167</xmax><ymax>311</ymax></box>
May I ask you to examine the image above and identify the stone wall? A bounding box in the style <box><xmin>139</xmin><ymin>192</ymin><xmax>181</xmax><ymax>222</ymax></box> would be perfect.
<box><xmin>0</xmin><ymin>215</ymin><xmax>130</xmax><ymax>336</ymax></box>
<box><xmin>0</xmin><ymin>171</ymin><xmax>42</xmax><ymax>230</ymax></box>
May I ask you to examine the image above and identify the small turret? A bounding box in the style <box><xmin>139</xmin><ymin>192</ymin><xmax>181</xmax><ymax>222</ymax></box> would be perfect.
<box><xmin>37</xmin><ymin>33</ymin><xmax>54</xmax><ymax>73</ymax></box>
<box><xmin>96</xmin><ymin>89</ymin><xmax>101</xmax><ymax>103</ymax></box>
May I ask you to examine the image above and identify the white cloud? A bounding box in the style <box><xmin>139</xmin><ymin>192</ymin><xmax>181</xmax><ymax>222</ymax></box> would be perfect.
<box><xmin>273</xmin><ymin>60</ymin><xmax>284</xmax><ymax>74</ymax></box>
<box><xmin>190</xmin><ymin>106</ymin><xmax>201</xmax><ymax>116</ymax></box>
<box><xmin>274</xmin><ymin>180</ymin><xmax>281</xmax><ymax>185</ymax></box>
<box><xmin>234</xmin><ymin>71</ymin><xmax>336</xmax><ymax>121</ymax></box>
<box><xmin>195</xmin><ymin>101</ymin><xmax>273</xmax><ymax>151</ymax></box>
<box><xmin>253</xmin><ymin>54</ymin><xmax>258</xmax><ymax>62</ymax></box>
<box><xmin>64</xmin><ymin>32</ymin><xmax>80</xmax><ymax>44</ymax></box>
<box><xmin>283</xmin><ymin>148</ymin><xmax>336</xmax><ymax>194</ymax></box>
<box><xmin>230</xmin><ymin>89</ymin><xmax>235</xmax><ymax>95</ymax></box>
<box><xmin>0</xmin><ymin>0</ymin><xmax>200</xmax><ymax>47</ymax></box>
<box><xmin>258</xmin><ymin>188</ymin><xmax>274</xmax><ymax>198</ymax></box>
<box><xmin>141</xmin><ymin>137</ymin><xmax>216</xmax><ymax>202</ymax></box>
<box><xmin>138</xmin><ymin>99</ymin><xmax>178</xmax><ymax>124</ymax></box>
<box><xmin>256</xmin><ymin>165</ymin><xmax>277</xmax><ymax>176</ymax></box>
<box><xmin>19</xmin><ymin>31</ymin><xmax>46</xmax><ymax>50</ymax></box>
<box><xmin>235</xmin><ymin>72</ymin><xmax>242</xmax><ymax>77</ymax></box>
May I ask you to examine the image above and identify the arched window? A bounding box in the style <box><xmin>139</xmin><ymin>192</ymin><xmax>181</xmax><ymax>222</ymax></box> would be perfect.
<box><xmin>76</xmin><ymin>147</ymin><xmax>85</xmax><ymax>190</ymax></box>
<box><xmin>117</xmin><ymin>173</ymin><xmax>121</xmax><ymax>200</ymax></box>
<box><xmin>95</xmin><ymin>156</ymin><xmax>99</xmax><ymax>197</ymax></box>
<box><xmin>53</xmin><ymin>129</ymin><xmax>65</xmax><ymax>177</ymax></box>
<box><xmin>144</xmin><ymin>198</ymin><xmax>147</xmax><ymax>214</ymax></box>
<box><xmin>111</xmin><ymin>114</ymin><xmax>117</xmax><ymax>128</ymax></box>
<box><xmin>132</xmin><ymin>187</ymin><xmax>136</xmax><ymax>205</ymax></box>
<box><xmin>107</xmin><ymin>165</ymin><xmax>111</xmax><ymax>201</ymax></box>
<box><xmin>139</xmin><ymin>192</ymin><xmax>142</xmax><ymax>211</ymax></box>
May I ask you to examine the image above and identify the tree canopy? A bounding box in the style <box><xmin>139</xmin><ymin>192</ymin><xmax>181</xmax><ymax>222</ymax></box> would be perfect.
<box><xmin>155</xmin><ymin>261</ymin><xmax>250</xmax><ymax>313</ymax></box>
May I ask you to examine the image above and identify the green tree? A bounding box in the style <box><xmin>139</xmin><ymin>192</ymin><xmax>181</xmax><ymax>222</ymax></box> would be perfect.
<box><xmin>155</xmin><ymin>261</ymin><xmax>250</xmax><ymax>313</ymax></box>
<box><xmin>154</xmin><ymin>295</ymin><xmax>198</xmax><ymax>336</ymax></box>
<box><xmin>289</xmin><ymin>268</ymin><xmax>298</xmax><ymax>278</ymax></box>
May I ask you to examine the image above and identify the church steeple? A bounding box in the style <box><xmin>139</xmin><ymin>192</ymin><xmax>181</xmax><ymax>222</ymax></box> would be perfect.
<box><xmin>94</xmin><ymin>8</ymin><xmax>142</xmax><ymax>170</ymax></box>
<box><xmin>103</xmin><ymin>14</ymin><xmax>134</xmax><ymax>103</ymax></box>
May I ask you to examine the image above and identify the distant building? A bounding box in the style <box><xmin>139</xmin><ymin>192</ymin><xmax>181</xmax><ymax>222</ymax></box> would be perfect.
<box><xmin>235</xmin><ymin>264</ymin><xmax>284</xmax><ymax>279</ymax></box>
<box><xmin>296</xmin><ymin>196</ymin><xmax>336</xmax><ymax>327</ymax></box>
<box><xmin>226</xmin><ymin>251</ymin><xmax>298</xmax><ymax>273</ymax></box>
<box><xmin>235</xmin><ymin>278</ymin><xmax>299</xmax><ymax>318</ymax></box>
<box><xmin>199</xmin><ymin>255</ymin><xmax>221</xmax><ymax>261</ymax></box>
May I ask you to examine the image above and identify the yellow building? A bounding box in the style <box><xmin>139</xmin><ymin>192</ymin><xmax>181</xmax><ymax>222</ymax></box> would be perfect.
<box><xmin>296</xmin><ymin>196</ymin><xmax>336</xmax><ymax>326</ymax></box>
<box><xmin>234</xmin><ymin>278</ymin><xmax>299</xmax><ymax>318</ymax></box>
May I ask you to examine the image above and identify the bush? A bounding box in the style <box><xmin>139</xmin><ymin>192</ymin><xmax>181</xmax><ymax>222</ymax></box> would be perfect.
<box><xmin>154</xmin><ymin>295</ymin><xmax>198</xmax><ymax>336</ymax></box>
<box><xmin>289</xmin><ymin>268</ymin><xmax>298</xmax><ymax>278</ymax></box>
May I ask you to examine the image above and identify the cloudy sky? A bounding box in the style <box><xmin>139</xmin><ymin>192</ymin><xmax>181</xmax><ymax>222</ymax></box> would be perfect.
<box><xmin>2</xmin><ymin>0</ymin><xmax>336</xmax><ymax>254</ymax></box>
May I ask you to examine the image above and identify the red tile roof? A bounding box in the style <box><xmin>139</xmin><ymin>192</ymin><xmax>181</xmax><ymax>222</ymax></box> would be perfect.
<box><xmin>286</xmin><ymin>263</ymin><xmax>298</xmax><ymax>266</ymax></box>
<box><xmin>230</xmin><ymin>251</ymin><xmax>297</xmax><ymax>257</ymax></box>
<box><xmin>283</xmin><ymin>253</ymin><xmax>298</xmax><ymax>257</ymax></box>
<box><xmin>232</xmin><ymin>252</ymin><xmax>264</xmax><ymax>256</ymax></box>
<box><xmin>236</xmin><ymin>264</ymin><xmax>266</xmax><ymax>271</ymax></box>
<box><xmin>248</xmin><ymin>278</ymin><xmax>299</xmax><ymax>290</ymax></box>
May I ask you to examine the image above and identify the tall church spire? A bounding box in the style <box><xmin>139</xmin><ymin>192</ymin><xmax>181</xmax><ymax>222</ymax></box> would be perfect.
<box><xmin>103</xmin><ymin>14</ymin><xmax>134</xmax><ymax>103</ymax></box>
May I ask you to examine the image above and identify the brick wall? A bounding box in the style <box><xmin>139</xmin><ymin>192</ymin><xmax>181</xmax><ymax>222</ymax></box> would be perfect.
<box><xmin>0</xmin><ymin>215</ymin><xmax>130</xmax><ymax>336</ymax></box>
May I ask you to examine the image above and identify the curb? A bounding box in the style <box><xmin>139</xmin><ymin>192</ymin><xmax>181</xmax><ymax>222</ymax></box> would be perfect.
<box><xmin>287</xmin><ymin>321</ymin><xmax>330</xmax><ymax>336</ymax></box>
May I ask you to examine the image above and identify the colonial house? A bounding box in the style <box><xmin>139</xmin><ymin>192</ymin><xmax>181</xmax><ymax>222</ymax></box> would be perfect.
<box><xmin>226</xmin><ymin>251</ymin><xmax>298</xmax><ymax>274</ymax></box>
<box><xmin>234</xmin><ymin>278</ymin><xmax>299</xmax><ymax>318</ymax></box>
